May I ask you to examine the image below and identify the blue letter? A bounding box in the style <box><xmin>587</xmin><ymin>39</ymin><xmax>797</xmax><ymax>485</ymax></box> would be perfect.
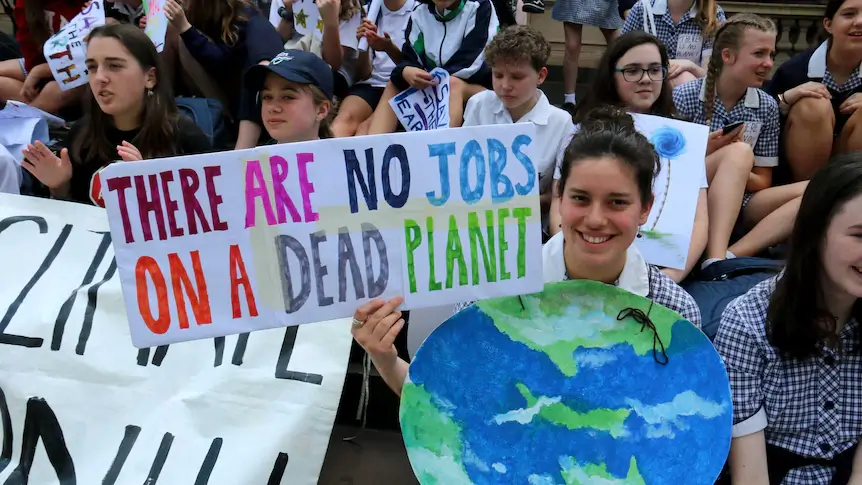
<box><xmin>344</xmin><ymin>148</ymin><xmax>377</xmax><ymax>213</ymax></box>
<box><xmin>512</xmin><ymin>135</ymin><xmax>536</xmax><ymax>196</ymax></box>
<box><xmin>488</xmin><ymin>138</ymin><xmax>513</xmax><ymax>203</ymax></box>
<box><xmin>460</xmin><ymin>139</ymin><xmax>485</xmax><ymax>204</ymax></box>
<box><xmin>382</xmin><ymin>144</ymin><xmax>411</xmax><ymax>208</ymax></box>
<box><xmin>426</xmin><ymin>142</ymin><xmax>455</xmax><ymax>206</ymax></box>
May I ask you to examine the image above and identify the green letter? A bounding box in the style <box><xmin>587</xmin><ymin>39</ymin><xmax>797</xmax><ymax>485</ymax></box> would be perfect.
<box><xmin>427</xmin><ymin>216</ymin><xmax>442</xmax><ymax>291</ymax></box>
<box><xmin>404</xmin><ymin>219</ymin><xmax>421</xmax><ymax>293</ymax></box>
<box><xmin>468</xmin><ymin>211</ymin><xmax>495</xmax><ymax>284</ymax></box>
<box><xmin>445</xmin><ymin>214</ymin><xmax>468</xmax><ymax>288</ymax></box>
<box><xmin>498</xmin><ymin>208</ymin><xmax>511</xmax><ymax>281</ymax></box>
<box><xmin>513</xmin><ymin>207</ymin><xmax>531</xmax><ymax>278</ymax></box>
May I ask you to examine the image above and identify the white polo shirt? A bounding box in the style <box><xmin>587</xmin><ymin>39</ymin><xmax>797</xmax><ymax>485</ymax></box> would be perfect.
<box><xmin>543</xmin><ymin>232</ymin><xmax>649</xmax><ymax>295</ymax></box>
<box><xmin>463</xmin><ymin>89</ymin><xmax>575</xmax><ymax>193</ymax></box>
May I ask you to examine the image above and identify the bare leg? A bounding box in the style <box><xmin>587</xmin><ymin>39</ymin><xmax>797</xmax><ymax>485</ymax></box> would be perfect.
<box><xmin>836</xmin><ymin>107</ymin><xmax>862</xmax><ymax>154</ymax></box>
<box><xmin>562</xmin><ymin>22</ymin><xmax>583</xmax><ymax>98</ymax></box>
<box><xmin>355</xmin><ymin>117</ymin><xmax>372</xmax><ymax>136</ymax></box>
<box><xmin>448</xmin><ymin>77</ymin><xmax>485</xmax><ymax>128</ymax></box>
<box><xmin>332</xmin><ymin>95</ymin><xmax>374</xmax><ymax>137</ymax></box>
<box><xmin>599</xmin><ymin>27</ymin><xmax>618</xmax><ymax>44</ymax></box>
<box><xmin>705</xmin><ymin>142</ymin><xmax>754</xmax><ymax>260</ymax></box>
<box><xmin>30</xmin><ymin>81</ymin><xmax>83</xmax><ymax>115</ymax></box>
<box><xmin>785</xmin><ymin>97</ymin><xmax>835</xmax><ymax>182</ymax></box>
<box><xmin>367</xmin><ymin>81</ymin><xmax>400</xmax><ymax>135</ymax></box>
<box><xmin>729</xmin><ymin>182</ymin><xmax>807</xmax><ymax>257</ymax></box>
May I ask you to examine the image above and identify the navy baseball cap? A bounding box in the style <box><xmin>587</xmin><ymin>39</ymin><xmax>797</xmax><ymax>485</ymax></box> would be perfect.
<box><xmin>245</xmin><ymin>50</ymin><xmax>335</xmax><ymax>101</ymax></box>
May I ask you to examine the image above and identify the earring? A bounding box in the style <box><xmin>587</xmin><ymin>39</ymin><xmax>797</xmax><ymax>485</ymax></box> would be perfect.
<box><xmin>636</xmin><ymin>226</ymin><xmax>643</xmax><ymax>238</ymax></box>
<box><xmin>147</xmin><ymin>88</ymin><xmax>154</xmax><ymax>97</ymax></box>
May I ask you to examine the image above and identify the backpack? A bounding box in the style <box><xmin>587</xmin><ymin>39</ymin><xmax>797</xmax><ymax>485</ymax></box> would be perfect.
<box><xmin>175</xmin><ymin>97</ymin><xmax>228</xmax><ymax>149</ymax></box>
<box><xmin>681</xmin><ymin>257</ymin><xmax>784</xmax><ymax>340</ymax></box>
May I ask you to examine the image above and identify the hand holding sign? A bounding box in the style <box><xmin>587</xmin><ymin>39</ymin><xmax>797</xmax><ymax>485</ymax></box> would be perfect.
<box><xmin>164</xmin><ymin>0</ymin><xmax>191</xmax><ymax>33</ymax></box>
<box><xmin>390</xmin><ymin>68</ymin><xmax>450</xmax><ymax>131</ymax></box>
<box><xmin>403</xmin><ymin>67</ymin><xmax>436</xmax><ymax>90</ymax></box>
<box><xmin>357</xmin><ymin>18</ymin><xmax>391</xmax><ymax>51</ymax></box>
<box><xmin>351</xmin><ymin>297</ymin><xmax>405</xmax><ymax>366</ymax></box>
<box><xmin>21</xmin><ymin>142</ymin><xmax>72</xmax><ymax>193</ymax></box>
<box><xmin>317</xmin><ymin>0</ymin><xmax>340</xmax><ymax>26</ymax></box>
<box><xmin>358</xmin><ymin>0</ymin><xmax>383</xmax><ymax>51</ymax></box>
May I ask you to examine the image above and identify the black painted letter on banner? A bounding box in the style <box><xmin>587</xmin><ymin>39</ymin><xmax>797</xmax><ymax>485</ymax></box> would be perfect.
<box><xmin>266</xmin><ymin>452</ymin><xmax>289</xmax><ymax>485</ymax></box>
<box><xmin>102</xmin><ymin>425</ymin><xmax>141</xmax><ymax>485</ymax></box>
<box><xmin>275</xmin><ymin>327</ymin><xmax>323</xmax><ymax>385</ymax></box>
<box><xmin>3</xmin><ymin>397</ymin><xmax>76</xmax><ymax>485</ymax></box>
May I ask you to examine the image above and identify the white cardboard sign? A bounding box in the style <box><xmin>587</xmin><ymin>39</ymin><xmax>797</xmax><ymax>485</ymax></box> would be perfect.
<box><xmin>43</xmin><ymin>0</ymin><xmax>106</xmax><ymax>90</ymax></box>
<box><xmin>0</xmin><ymin>193</ymin><xmax>352</xmax><ymax>485</ymax></box>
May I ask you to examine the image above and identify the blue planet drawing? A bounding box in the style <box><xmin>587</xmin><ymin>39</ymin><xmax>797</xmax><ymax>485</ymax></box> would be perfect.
<box><xmin>650</xmin><ymin>126</ymin><xmax>687</xmax><ymax>160</ymax></box>
<box><xmin>400</xmin><ymin>280</ymin><xmax>731</xmax><ymax>484</ymax></box>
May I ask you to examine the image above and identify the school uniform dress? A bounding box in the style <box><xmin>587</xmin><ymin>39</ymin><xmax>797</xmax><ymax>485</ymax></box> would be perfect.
<box><xmin>715</xmin><ymin>276</ymin><xmax>862</xmax><ymax>484</ymax></box>
<box><xmin>551</xmin><ymin>0</ymin><xmax>621</xmax><ymax>30</ymax></box>
<box><xmin>621</xmin><ymin>0</ymin><xmax>725</xmax><ymax>66</ymax></box>
<box><xmin>768</xmin><ymin>40</ymin><xmax>862</xmax><ymax>138</ymax></box>
<box><xmin>673</xmin><ymin>78</ymin><xmax>780</xmax><ymax>208</ymax></box>
<box><xmin>457</xmin><ymin>233</ymin><xmax>703</xmax><ymax>327</ymax></box>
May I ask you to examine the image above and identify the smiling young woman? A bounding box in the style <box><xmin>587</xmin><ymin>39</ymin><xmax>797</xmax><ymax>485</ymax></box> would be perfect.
<box><xmin>348</xmin><ymin>109</ymin><xmax>701</xmax><ymax>399</ymax></box>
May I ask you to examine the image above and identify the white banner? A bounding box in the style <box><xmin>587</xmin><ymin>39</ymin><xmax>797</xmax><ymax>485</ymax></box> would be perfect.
<box><xmin>43</xmin><ymin>0</ymin><xmax>106</xmax><ymax>90</ymax></box>
<box><xmin>0</xmin><ymin>194</ymin><xmax>351</xmax><ymax>485</ymax></box>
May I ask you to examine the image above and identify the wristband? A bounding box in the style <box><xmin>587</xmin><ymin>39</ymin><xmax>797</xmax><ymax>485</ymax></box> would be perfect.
<box><xmin>278</xmin><ymin>5</ymin><xmax>292</xmax><ymax>20</ymax></box>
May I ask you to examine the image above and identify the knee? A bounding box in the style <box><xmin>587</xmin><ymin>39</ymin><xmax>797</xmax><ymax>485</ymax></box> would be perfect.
<box><xmin>788</xmin><ymin>97</ymin><xmax>835</xmax><ymax>126</ymax></box>
<box><xmin>845</xmin><ymin>106</ymin><xmax>862</xmax><ymax>129</ymax></box>
<box><xmin>722</xmin><ymin>141</ymin><xmax>755</xmax><ymax>170</ymax></box>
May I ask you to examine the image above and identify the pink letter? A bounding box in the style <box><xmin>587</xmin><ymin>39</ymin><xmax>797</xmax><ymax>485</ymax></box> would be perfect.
<box><xmin>244</xmin><ymin>160</ymin><xmax>276</xmax><ymax>228</ymax></box>
<box><xmin>269</xmin><ymin>155</ymin><xmax>302</xmax><ymax>224</ymax></box>
<box><xmin>296</xmin><ymin>153</ymin><xmax>319</xmax><ymax>222</ymax></box>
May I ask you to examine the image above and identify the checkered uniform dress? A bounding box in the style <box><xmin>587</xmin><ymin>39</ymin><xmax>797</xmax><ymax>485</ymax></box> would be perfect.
<box><xmin>621</xmin><ymin>0</ymin><xmax>726</xmax><ymax>65</ymax></box>
<box><xmin>455</xmin><ymin>264</ymin><xmax>702</xmax><ymax>328</ymax></box>
<box><xmin>823</xmin><ymin>66</ymin><xmax>862</xmax><ymax>96</ymax></box>
<box><xmin>551</xmin><ymin>0</ymin><xmax>621</xmax><ymax>30</ymax></box>
<box><xmin>714</xmin><ymin>276</ymin><xmax>862</xmax><ymax>484</ymax></box>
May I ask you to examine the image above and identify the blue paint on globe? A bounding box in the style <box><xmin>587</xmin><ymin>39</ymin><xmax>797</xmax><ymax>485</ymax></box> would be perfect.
<box><xmin>400</xmin><ymin>281</ymin><xmax>732</xmax><ymax>485</ymax></box>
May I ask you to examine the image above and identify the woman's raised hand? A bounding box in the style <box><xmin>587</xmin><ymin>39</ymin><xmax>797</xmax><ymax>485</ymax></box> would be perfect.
<box><xmin>22</xmin><ymin>142</ymin><xmax>72</xmax><ymax>193</ymax></box>
<box><xmin>117</xmin><ymin>141</ymin><xmax>143</xmax><ymax>162</ymax></box>
<box><xmin>351</xmin><ymin>297</ymin><xmax>405</xmax><ymax>366</ymax></box>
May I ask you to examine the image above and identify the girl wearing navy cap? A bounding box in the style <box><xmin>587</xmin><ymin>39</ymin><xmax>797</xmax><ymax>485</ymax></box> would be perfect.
<box><xmin>768</xmin><ymin>0</ymin><xmax>862</xmax><ymax>182</ymax></box>
<box><xmin>245</xmin><ymin>49</ymin><xmax>336</xmax><ymax>144</ymax></box>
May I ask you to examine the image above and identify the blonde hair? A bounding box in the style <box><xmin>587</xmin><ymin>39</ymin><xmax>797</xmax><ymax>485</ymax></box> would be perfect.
<box><xmin>339</xmin><ymin>0</ymin><xmax>361</xmax><ymax>22</ymax></box>
<box><xmin>308</xmin><ymin>85</ymin><xmax>334</xmax><ymax>139</ymax></box>
<box><xmin>703</xmin><ymin>13</ymin><xmax>776</xmax><ymax>126</ymax></box>
<box><xmin>696</xmin><ymin>0</ymin><xmax>721</xmax><ymax>38</ymax></box>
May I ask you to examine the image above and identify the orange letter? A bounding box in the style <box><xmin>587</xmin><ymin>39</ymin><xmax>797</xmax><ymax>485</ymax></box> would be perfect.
<box><xmin>168</xmin><ymin>251</ymin><xmax>212</xmax><ymax>329</ymax></box>
<box><xmin>136</xmin><ymin>256</ymin><xmax>170</xmax><ymax>334</ymax></box>
<box><xmin>229</xmin><ymin>244</ymin><xmax>259</xmax><ymax>318</ymax></box>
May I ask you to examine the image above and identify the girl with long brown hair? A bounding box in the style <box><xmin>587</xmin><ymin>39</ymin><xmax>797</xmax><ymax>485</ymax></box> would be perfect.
<box><xmin>20</xmin><ymin>23</ymin><xmax>211</xmax><ymax>206</ymax></box>
<box><xmin>673</xmin><ymin>14</ymin><xmax>807</xmax><ymax>267</ymax></box>
<box><xmin>622</xmin><ymin>0</ymin><xmax>725</xmax><ymax>86</ymax></box>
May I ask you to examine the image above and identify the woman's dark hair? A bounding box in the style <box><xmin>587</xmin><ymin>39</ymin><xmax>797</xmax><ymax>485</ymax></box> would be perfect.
<box><xmin>556</xmin><ymin>107</ymin><xmax>660</xmax><ymax>206</ymax></box>
<box><xmin>572</xmin><ymin>32</ymin><xmax>676</xmax><ymax>123</ymax></box>
<box><xmin>74</xmin><ymin>24</ymin><xmax>178</xmax><ymax>166</ymax></box>
<box><xmin>768</xmin><ymin>153</ymin><xmax>862</xmax><ymax>359</ymax></box>
<box><xmin>187</xmin><ymin>0</ymin><xmax>251</xmax><ymax>46</ymax></box>
<box><xmin>825</xmin><ymin>0</ymin><xmax>848</xmax><ymax>20</ymax></box>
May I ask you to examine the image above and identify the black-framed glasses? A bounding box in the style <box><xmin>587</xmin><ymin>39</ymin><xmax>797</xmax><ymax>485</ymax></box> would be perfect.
<box><xmin>614</xmin><ymin>65</ymin><xmax>667</xmax><ymax>82</ymax></box>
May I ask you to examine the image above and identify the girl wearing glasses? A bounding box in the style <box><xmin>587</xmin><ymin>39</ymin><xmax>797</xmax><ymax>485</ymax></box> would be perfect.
<box><xmin>552</xmin><ymin>32</ymin><xmax>708</xmax><ymax>283</ymax></box>
<box><xmin>621</xmin><ymin>0</ymin><xmax>725</xmax><ymax>87</ymax></box>
<box><xmin>673</xmin><ymin>14</ymin><xmax>807</xmax><ymax>267</ymax></box>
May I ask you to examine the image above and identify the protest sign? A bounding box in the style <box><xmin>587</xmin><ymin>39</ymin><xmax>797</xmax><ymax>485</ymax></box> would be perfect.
<box><xmin>44</xmin><ymin>0</ymin><xmax>106</xmax><ymax>90</ymax></box>
<box><xmin>632</xmin><ymin>114</ymin><xmax>708</xmax><ymax>270</ymax></box>
<box><xmin>143</xmin><ymin>0</ymin><xmax>168</xmax><ymax>52</ymax></box>
<box><xmin>389</xmin><ymin>68</ymin><xmax>451</xmax><ymax>131</ymax></box>
<box><xmin>292</xmin><ymin>0</ymin><xmax>324</xmax><ymax>40</ymax></box>
<box><xmin>99</xmin><ymin>125</ymin><xmax>543</xmax><ymax>348</ymax></box>
<box><xmin>0</xmin><ymin>193</ymin><xmax>352</xmax><ymax>485</ymax></box>
<box><xmin>0</xmin><ymin>101</ymin><xmax>66</xmax><ymax>164</ymax></box>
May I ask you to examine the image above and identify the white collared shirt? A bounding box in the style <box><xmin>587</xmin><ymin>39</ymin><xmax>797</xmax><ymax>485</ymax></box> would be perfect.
<box><xmin>807</xmin><ymin>40</ymin><xmax>862</xmax><ymax>94</ymax></box>
<box><xmin>621</xmin><ymin>0</ymin><xmax>726</xmax><ymax>65</ymax></box>
<box><xmin>463</xmin><ymin>90</ymin><xmax>575</xmax><ymax>192</ymax></box>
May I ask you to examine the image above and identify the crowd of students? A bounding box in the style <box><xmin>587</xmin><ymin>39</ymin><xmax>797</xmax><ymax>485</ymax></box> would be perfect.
<box><xmin>1</xmin><ymin>0</ymin><xmax>862</xmax><ymax>481</ymax></box>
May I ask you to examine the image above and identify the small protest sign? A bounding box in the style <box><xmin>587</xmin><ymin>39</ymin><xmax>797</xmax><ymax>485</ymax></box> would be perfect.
<box><xmin>43</xmin><ymin>0</ymin><xmax>106</xmax><ymax>90</ymax></box>
<box><xmin>389</xmin><ymin>67</ymin><xmax>451</xmax><ymax>131</ymax></box>
<box><xmin>143</xmin><ymin>0</ymin><xmax>168</xmax><ymax>52</ymax></box>
<box><xmin>0</xmin><ymin>193</ymin><xmax>352</xmax><ymax>485</ymax></box>
<box><xmin>292</xmin><ymin>0</ymin><xmax>324</xmax><ymax>40</ymax></box>
<box><xmin>99</xmin><ymin>125</ymin><xmax>543</xmax><ymax>348</ymax></box>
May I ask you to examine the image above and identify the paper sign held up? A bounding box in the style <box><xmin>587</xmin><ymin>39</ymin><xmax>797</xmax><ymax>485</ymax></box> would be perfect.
<box><xmin>389</xmin><ymin>68</ymin><xmax>451</xmax><ymax>131</ymax></box>
<box><xmin>143</xmin><ymin>0</ymin><xmax>168</xmax><ymax>52</ymax></box>
<box><xmin>43</xmin><ymin>0</ymin><xmax>106</xmax><ymax>90</ymax></box>
<box><xmin>100</xmin><ymin>125</ymin><xmax>543</xmax><ymax>348</ymax></box>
